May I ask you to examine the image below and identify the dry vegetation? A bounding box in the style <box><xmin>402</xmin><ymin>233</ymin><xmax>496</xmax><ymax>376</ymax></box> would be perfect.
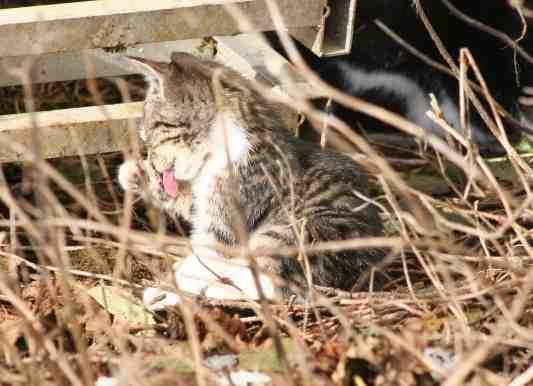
<box><xmin>1</xmin><ymin>1</ymin><xmax>533</xmax><ymax>386</ymax></box>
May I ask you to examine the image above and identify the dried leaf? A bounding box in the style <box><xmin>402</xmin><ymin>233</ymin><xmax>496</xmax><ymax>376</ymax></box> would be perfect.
<box><xmin>87</xmin><ymin>285</ymin><xmax>155</xmax><ymax>326</ymax></box>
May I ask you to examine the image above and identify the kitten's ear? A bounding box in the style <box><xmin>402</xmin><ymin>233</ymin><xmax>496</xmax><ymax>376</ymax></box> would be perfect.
<box><xmin>172</xmin><ymin>52</ymin><xmax>250</xmax><ymax>91</ymax></box>
<box><xmin>126</xmin><ymin>56</ymin><xmax>170</xmax><ymax>84</ymax></box>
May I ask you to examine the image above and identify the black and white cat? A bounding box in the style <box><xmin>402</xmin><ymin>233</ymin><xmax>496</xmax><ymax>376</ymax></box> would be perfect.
<box><xmin>268</xmin><ymin>0</ymin><xmax>533</xmax><ymax>154</ymax></box>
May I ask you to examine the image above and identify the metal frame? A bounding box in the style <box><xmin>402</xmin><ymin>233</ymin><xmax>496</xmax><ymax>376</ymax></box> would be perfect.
<box><xmin>291</xmin><ymin>0</ymin><xmax>356</xmax><ymax>57</ymax></box>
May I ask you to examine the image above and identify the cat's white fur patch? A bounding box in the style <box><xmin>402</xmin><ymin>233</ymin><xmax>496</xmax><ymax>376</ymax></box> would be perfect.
<box><xmin>176</xmin><ymin>113</ymin><xmax>275</xmax><ymax>301</ymax></box>
<box><xmin>191</xmin><ymin>113</ymin><xmax>251</xmax><ymax>238</ymax></box>
<box><xmin>210</xmin><ymin>112</ymin><xmax>252</xmax><ymax>168</ymax></box>
<box><xmin>143</xmin><ymin>252</ymin><xmax>276</xmax><ymax>310</ymax></box>
<box><xmin>175</xmin><ymin>254</ymin><xmax>276</xmax><ymax>300</ymax></box>
<box><xmin>336</xmin><ymin>62</ymin><xmax>484</xmax><ymax>139</ymax></box>
<box><xmin>145</xmin><ymin>243</ymin><xmax>276</xmax><ymax>308</ymax></box>
<box><xmin>118</xmin><ymin>160</ymin><xmax>140</xmax><ymax>192</ymax></box>
<box><xmin>189</xmin><ymin>233</ymin><xmax>221</xmax><ymax>261</ymax></box>
<box><xmin>337</xmin><ymin>62</ymin><xmax>431</xmax><ymax>126</ymax></box>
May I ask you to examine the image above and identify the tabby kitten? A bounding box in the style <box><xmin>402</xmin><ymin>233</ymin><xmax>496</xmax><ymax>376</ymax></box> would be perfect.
<box><xmin>119</xmin><ymin>52</ymin><xmax>384</xmax><ymax>305</ymax></box>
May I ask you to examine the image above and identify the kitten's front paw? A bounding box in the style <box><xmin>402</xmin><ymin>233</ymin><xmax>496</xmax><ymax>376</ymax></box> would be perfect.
<box><xmin>118</xmin><ymin>160</ymin><xmax>142</xmax><ymax>192</ymax></box>
<box><xmin>143</xmin><ymin>287</ymin><xmax>181</xmax><ymax>311</ymax></box>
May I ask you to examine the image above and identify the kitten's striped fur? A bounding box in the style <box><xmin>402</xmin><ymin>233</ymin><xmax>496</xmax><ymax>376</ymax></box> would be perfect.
<box><xmin>119</xmin><ymin>52</ymin><xmax>384</xmax><ymax>302</ymax></box>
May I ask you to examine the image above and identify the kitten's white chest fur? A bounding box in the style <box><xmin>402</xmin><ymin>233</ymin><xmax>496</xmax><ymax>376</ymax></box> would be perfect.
<box><xmin>190</xmin><ymin>112</ymin><xmax>251</xmax><ymax>241</ymax></box>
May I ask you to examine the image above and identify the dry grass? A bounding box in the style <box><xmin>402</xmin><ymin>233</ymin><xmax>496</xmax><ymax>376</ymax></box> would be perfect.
<box><xmin>1</xmin><ymin>1</ymin><xmax>533</xmax><ymax>385</ymax></box>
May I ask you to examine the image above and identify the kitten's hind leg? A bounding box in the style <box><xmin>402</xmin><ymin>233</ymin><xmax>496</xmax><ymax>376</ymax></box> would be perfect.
<box><xmin>247</xmin><ymin>230</ymin><xmax>308</xmax><ymax>300</ymax></box>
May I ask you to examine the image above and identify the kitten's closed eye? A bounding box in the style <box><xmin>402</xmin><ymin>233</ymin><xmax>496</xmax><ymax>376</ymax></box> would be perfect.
<box><xmin>153</xmin><ymin>120</ymin><xmax>180</xmax><ymax>130</ymax></box>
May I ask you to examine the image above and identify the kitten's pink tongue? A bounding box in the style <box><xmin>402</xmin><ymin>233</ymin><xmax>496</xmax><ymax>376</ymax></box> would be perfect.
<box><xmin>162</xmin><ymin>169</ymin><xmax>178</xmax><ymax>198</ymax></box>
